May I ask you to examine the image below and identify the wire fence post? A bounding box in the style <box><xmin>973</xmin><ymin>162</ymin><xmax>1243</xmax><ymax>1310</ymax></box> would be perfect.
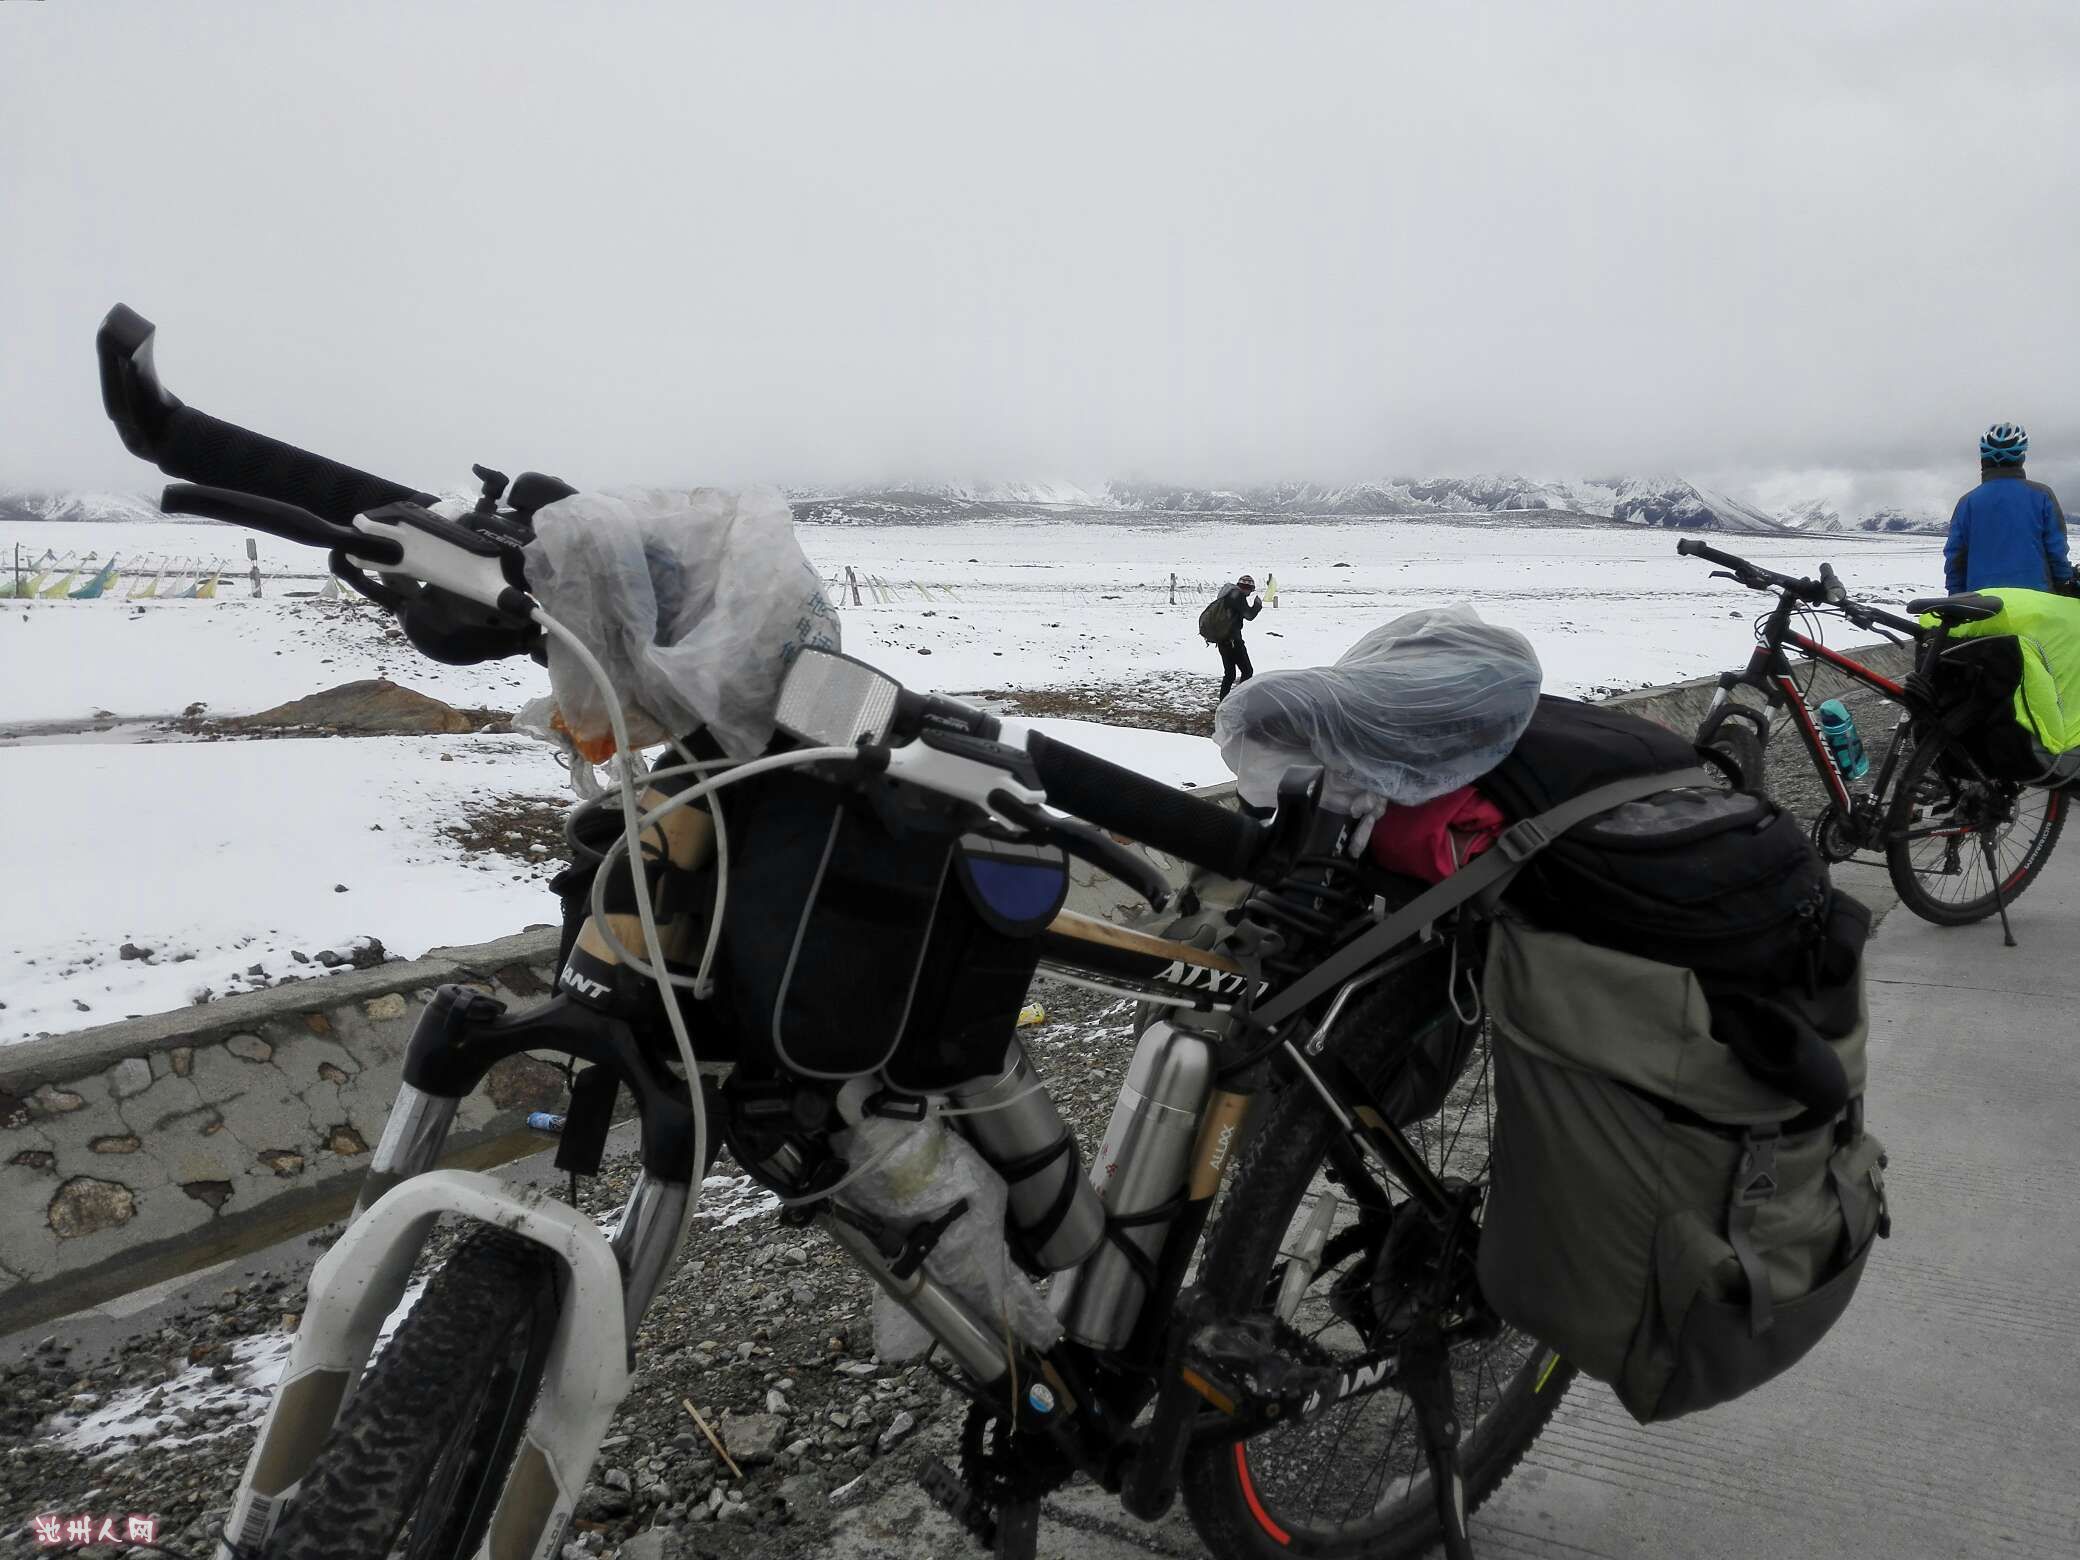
<box><xmin>1169</xmin><ymin>571</ymin><xmax>1176</xmax><ymax>605</ymax></box>
<box><xmin>845</xmin><ymin>566</ymin><xmax>862</xmax><ymax>606</ymax></box>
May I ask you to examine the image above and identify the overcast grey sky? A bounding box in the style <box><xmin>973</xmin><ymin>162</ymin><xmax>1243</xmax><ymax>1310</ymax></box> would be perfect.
<box><xmin>4</xmin><ymin>1</ymin><xmax>2077</xmax><ymax>508</ymax></box>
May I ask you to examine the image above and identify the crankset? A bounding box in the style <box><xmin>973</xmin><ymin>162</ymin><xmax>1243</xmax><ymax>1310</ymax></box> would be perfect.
<box><xmin>918</xmin><ymin>1404</ymin><xmax>1077</xmax><ymax>1560</ymax></box>
<box><xmin>1813</xmin><ymin>795</ymin><xmax>1886</xmax><ymax>863</ymax></box>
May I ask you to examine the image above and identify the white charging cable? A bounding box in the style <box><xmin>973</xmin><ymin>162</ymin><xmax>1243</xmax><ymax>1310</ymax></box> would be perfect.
<box><xmin>532</xmin><ymin>606</ymin><xmax>724</xmax><ymax>1265</ymax></box>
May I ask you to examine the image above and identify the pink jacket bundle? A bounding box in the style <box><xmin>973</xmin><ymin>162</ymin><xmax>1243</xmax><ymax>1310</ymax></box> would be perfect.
<box><xmin>1365</xmin><ymin>786</ymin><xmax>1508</xmax><ymax>883</ymax></box>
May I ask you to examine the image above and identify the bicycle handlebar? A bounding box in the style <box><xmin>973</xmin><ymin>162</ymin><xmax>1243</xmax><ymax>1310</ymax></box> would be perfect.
<box><xmin>1025</xmin><ymin>729</ymin><xmax>1265</xmax><ymax>880</ymax></box>
<box><xmin>98</xmin><ymin>304</ymin><xmax>437</xmax><ymax>525</ymax></box>
<box><xmin>1674</xmin><ymin>536</ymin><xmax>1825</xmax><ymax>601</ymax></box>
<box><xmin>1676</xmin><ymin>537</ymin><xmax>1923</xmax><ymax>638</ymax></box>
<box><xmin>102</xmin><ymin>304</ymin><xmax>1272</xmax><ymax>885</ymax></box>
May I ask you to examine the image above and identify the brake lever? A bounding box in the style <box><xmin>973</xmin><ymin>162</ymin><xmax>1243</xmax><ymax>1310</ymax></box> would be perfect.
<box><xmin>162</xmin><ymin>483</ymin><xmax>402</xmax><ymax>565</ymax></box>
<box><xmin>988</xmin><ymin>790</ymin><xmax>1170</xmax><ymax>912</ymax></box>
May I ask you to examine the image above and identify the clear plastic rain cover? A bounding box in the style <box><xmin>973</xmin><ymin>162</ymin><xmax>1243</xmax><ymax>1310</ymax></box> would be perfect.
<box><xmin>524</xmin><ymin>487</ymin><xmax>842</xmax><ymax>760</ymax></box>
<box><xmin>1214</xmin><ymin>603</ymin><xmax>1543</xmax><ymax>812</ymax></box>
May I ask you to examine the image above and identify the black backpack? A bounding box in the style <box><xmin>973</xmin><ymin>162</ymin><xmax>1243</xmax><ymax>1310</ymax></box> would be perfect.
<box><xmin>1481</xmin><ymin>699</ymin><xmax>1859</xmax><ymax>971</ymax></box>
<box><xmin>1477</xmin><ymin>696</ymin><xmax>1869</xmax><ymax>1115</ymax></box>
<box><xmin>1199</xmin><ymin>592</ymin><xmax>1238</xmax><ymax>643</ymax></box>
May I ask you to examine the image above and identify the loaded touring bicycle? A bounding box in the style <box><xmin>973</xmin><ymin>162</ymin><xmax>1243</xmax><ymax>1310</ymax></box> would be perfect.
<box><xmin>92</xmin><ymin>305</ymin><xmax>1886</xmax><ymax>1560</ymax></box>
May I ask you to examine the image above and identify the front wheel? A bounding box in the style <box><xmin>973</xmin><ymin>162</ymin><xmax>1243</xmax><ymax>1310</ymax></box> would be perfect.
<box><xmin>1180</xmin><ymin>971</ymin><xmax>1573</xmax><ymax>1560</ymax></box>
<box><xmin>260</xmin><ymin>1222</ymin><xmax>563</xmax><ymax>1560</ymax></box>
<box><xmin>1884</xmin><ymin>733</ymin><xmax>2066</xmax><ymax>925</ymax></box>
<box><xmin>1697</xmin><ymin>705</ymin><xmax>1768</xmax><ymax>793</ymax></box>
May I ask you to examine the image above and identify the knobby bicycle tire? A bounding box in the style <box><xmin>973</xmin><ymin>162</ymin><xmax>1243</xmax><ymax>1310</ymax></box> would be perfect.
<box><xmin>261</xmin><ymin>1222</ymin><xmax>563</xmax><ymax>1560</ymax></box>
<box><xmin>1696</xmin><ymin>707</ymin><xmax>1768</xmax><ymax>794</ymax></box>
<box><xmin>1179</xmin><ymin>969</ymin><xmax>1574</xmax><ymax>1560</ymax></box>
<box><xmin>1884</xmin><ymin>734</ymin><xmax>2066</xmax><ymax>926</ymax></box>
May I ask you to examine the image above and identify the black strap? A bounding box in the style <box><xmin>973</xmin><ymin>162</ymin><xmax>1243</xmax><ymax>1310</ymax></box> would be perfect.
<box><xmin>1250</xmin><ymin>767</ymin><xmax>1711</xmax><ymax>1032</ymax></box>
<box><xmin>1727</xmin><ymin>1128</ymin><xmax>1781</xmax><ymax>1337</ymax></box>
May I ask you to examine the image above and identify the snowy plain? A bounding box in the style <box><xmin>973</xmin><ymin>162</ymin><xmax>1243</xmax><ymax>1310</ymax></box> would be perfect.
<box><xmin>0</xmin><ymin>513</ymin><xmax>1942</xmax><ymax>1044</ymax></box>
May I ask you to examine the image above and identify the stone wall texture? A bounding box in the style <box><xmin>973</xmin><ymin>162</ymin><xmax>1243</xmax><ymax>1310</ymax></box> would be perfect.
<box><xmin>0</xmin><ymin>931</ymin><xmax>564</xmax><ymax>1334</ymax></box>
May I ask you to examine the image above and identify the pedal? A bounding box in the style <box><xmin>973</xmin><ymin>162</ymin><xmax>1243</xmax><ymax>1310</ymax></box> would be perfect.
<box><xmin>1178</xmin><ymin>1314</ymin><xmax>1350</xmax><ymax>1422</ymax></box>
<box><xmin>920</xmin><ymin>1457</ymin><xmax>996</xmax><ymax>1549</ymax></box>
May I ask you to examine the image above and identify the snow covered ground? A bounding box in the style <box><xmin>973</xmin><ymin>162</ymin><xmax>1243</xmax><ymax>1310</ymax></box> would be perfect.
<box><xmin>0</xmin><ymin>734</ymin><xmax>571</xmax><ymax>1042</ymax></box>
<box><xmin>2</xmin><ymin>514</ymin><xmax>1942</xmax><ymax>719</ymax></box>
<box><xmin>795</xmin><ymin>515</ymin><xmax>1943</xmax><ymax>701</ymax></box>
<box><xmin>0</xmin><ymin>513</ymin><xmax>1942</xmax><ymax>1045</ymax></box>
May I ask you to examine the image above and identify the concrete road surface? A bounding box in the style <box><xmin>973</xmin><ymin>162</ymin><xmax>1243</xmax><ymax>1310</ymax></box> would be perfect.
<box><xmin>1465</xmin><ymin>850</ymin><xmax>2080</xmax><ymax>1559</ymax></box>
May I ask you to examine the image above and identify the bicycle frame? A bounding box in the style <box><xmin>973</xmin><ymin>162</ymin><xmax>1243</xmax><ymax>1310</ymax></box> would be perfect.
<box><xmin>216</xmin><ymin>894</ymin><xmax>1468</xmax><ymax>1560</ymax></box>
<box><xmin>1701</xmin><ymin>585</ymin><xmax>1927</xmax><ymax>819</ymax></box>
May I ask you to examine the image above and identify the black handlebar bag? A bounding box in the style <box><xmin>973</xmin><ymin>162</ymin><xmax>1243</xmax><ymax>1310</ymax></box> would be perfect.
<box><xmin>712</xmin><ymin>772</ymin><xmax>1066</xmax><ymax>1088</ymax></box>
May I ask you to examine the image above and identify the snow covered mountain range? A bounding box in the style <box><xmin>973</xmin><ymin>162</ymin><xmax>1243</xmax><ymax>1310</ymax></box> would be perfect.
<box><xmin>4</xmin><ymin>476</ymin><xmax>1954</xmax><ymax>535</ymax></box>
<box><xmin>791</xmin><ymin>474</ymin><xmax>1815</xmax><ymax>533</ymax></box>
<box><xmin>0</xmin><ymin>490</ymin><xmax>168</xmax><ymax>526</ymax></box>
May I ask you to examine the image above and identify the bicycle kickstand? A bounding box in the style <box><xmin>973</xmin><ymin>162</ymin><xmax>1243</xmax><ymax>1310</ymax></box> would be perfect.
<box><xmin>1402</xmin><ymin>1328</ymin><xmax>1478</xmax><ymax>1560</ymax></box>
<box><xmin>993</xmin><ymin>1499</ymin><xmax>1039</xmax><ymax>1560</ymax></box>
<box><xmin>1979</xmin><ymin>834</ymin><xmax>2019</xmax><ymax>948</ymax></box>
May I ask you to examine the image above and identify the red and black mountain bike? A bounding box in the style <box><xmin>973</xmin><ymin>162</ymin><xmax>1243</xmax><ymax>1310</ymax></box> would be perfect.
<box><xmin>1681</xmin><ymin>538</ymin><xmax>2065</xmax><ymax>944</ymax></box>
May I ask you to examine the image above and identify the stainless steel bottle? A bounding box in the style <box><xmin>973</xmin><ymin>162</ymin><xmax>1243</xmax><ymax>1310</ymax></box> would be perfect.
<box><xmin>948</xmin><ymin>1039</ymin><xmax>1107</xmax><ymax>1272</ymax></box>
<box><xmin>1052</xmin><ymin>1019</ymin><xmax>1217</xmax><ymax>1349</ymax></box>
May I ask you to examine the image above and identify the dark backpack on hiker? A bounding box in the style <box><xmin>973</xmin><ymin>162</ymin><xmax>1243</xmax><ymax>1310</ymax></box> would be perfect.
<box><xmin>1199</xmin><ymin>591</ymin><xmax>1238</xmax><ymax>643</ymax></box>
<box><xmin>1469</xmin><ymin>697</ymin><xmax>1889</xmax><ymax>1423</ymax></box>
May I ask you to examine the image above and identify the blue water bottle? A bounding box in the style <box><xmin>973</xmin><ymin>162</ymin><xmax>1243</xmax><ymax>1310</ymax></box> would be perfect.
<box><xmin>1817</xmin><ymin>699</ymin><xmax>1869</xmax><ymax>780</ymax></box>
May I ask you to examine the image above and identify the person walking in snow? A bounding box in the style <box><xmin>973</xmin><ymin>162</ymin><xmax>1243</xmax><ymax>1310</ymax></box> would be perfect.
<box><xmin>1944</xmin><ymin>423</ymin><xmax>2076</xmax><ymax>596</ymax></box>
<box><xmin>1203</xmin><ymin>572</ymin><xmax>1264</xmax><ymax>699</ymax></box>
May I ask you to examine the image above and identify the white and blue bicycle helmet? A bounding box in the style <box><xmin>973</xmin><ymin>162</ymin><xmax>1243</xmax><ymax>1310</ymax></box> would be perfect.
<box><xmin>1981</xmin><ymin>421</ymin><xmax>2029</xmax><ymax>465</ymax></box>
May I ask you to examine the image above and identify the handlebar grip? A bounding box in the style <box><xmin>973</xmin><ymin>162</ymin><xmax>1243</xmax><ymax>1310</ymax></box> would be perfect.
<box><xmin>1676</xmin><ymin>536</ymin><xmax>1744</xmax><ymax>570</ymax></box>
<box><xmin>156</xmin><ymin>404</ymin><xmax>434</xmax><ymax>528</ymax></box>
<box><xmin>1819</xmin><ymin>562</ymin><xmax>1846</xmax><ymax>605</ymax></box>
<box><xmin>1025</xmin><ymin>731</ymin><xmax>1264</xmax><ymax>880</ymax></box>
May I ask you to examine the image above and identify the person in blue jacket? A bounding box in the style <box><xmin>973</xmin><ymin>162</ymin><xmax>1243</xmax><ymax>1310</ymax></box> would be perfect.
<box><xmin>1944</xmin><ymin>422</ymin><xmax>2075</xmax><ymax>595</ymax></box>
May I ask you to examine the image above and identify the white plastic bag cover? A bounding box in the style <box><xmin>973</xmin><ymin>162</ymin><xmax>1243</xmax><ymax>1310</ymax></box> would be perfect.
<box><xmin>524</xmin><ymin>487</ymin><xmax>842</xmax><ymax>758</ymax></box>
<box><xmin>513</xmin><ymin>693</ymin><xmax>607</xmax><ymax>798</ymax></box>
<box><xmin>1214</xmin><ymin>603</ymin><xmax>1543</xmax><ymax>811</ymax></box>
<box><xmin>835</xmin><ymin>1116</ymin><xmax>1061</xmax><ymax>1362</ymax></box>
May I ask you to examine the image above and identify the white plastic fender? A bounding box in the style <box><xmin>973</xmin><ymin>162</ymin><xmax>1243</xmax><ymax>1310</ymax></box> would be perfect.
<box><xmin>217</xmin><ymin>1170</ymin><xmax>630</xmax><ymax>1560</ymax></box>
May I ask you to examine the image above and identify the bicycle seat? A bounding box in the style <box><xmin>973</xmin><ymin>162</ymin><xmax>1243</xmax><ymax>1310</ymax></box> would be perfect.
<box><xmin>1212</xmin><ymin>605</ymin><xmax>1543</xmax><ymax>807</ymax></box>
<box><xmin>1907</xmin><ymin>593</ymin><xmax>2005</xmax><ymax>624</ymax></box>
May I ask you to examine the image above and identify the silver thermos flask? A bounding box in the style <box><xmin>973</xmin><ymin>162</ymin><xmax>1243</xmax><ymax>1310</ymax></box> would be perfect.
<box><xmin>948</xmin><ymin>1038</ymin><xmax>1107</xmax><ymax>1272</ymax></box>
<box><xmin>1052</xmin><ymin>1019</ymin><xmax>1217</xmax><ymax>1350</ymax></box>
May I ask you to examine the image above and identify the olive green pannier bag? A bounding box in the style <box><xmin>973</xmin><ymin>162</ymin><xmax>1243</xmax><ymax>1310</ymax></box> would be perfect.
<box><xmin>1476</xmin><ymin>918</ymin><xmax>1891</xmax><ymax>1424</ymax></box>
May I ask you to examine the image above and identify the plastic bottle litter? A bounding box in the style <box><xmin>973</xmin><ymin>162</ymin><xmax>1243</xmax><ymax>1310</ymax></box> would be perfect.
<box><xmin>526</xmin><ymin>1112</ymin><xmax>567</xmax><ymax>1134</ymax></box>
